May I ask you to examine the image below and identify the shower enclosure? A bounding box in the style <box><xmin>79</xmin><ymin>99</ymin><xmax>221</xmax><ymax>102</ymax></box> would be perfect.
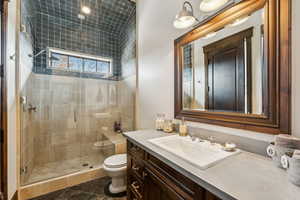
<box><xmin>19</xmin><ymin>0</ymin><xmax>136</xmax><ymax>186</ymax></box>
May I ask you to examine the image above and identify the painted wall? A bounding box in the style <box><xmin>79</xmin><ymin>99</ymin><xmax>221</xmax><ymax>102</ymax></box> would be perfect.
<box><xmin>292</xmin><ymin>0</ymin><xmax>300</xmax><ymax>138</ymax></box>
<box><xmin>137</xmin><ymin>0</ymin><xmax>300</xmax><ymax>141</ymax></box>
<box><xmin>6</xmin><ymin>0</ymin><xmax>18</xmax><ymax>198</ymax></box>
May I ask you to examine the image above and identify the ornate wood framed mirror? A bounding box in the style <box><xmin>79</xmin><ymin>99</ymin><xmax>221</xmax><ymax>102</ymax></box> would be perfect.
<box><xmin>174</xmin><ymin>0</ymin><xmax>291</xmax><ymax>134</ymax></box>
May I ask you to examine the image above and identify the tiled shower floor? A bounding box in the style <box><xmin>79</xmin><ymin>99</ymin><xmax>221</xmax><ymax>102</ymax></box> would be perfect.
<box><xmin>30</xmin><ymin>177</ymin><xmax>126</xmax><ymax>200</ymax></box>
<box><xmin>26</xmin><ymin>154</ymin><xmax>105</xmax><ymax>185</ymax></box>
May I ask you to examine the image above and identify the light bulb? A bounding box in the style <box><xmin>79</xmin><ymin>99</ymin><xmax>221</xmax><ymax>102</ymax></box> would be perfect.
<box><xmin>200</xmin><ymin>0</ymin><xmax>229</xmax><ymax>12</ymax></box>
<box><xmin>81</xmin><ymin>6</ymin><xmax>91</xmax><ymax>15</ymax></box>
<box><xmin>174</xmin><ymin>17</ymin><xmax>196</xmax><ymax>29</ymax></box>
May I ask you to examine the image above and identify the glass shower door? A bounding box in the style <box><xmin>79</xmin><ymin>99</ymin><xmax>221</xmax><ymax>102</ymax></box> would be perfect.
<box><xmin>20</xmin><ymin>73</ymin><xmax>83</xmax><ymax>185</ymax></box>
<box><xmin>47</xmin><ymin>75</ymin><xmax>83</xmax><ymax>175</ymax></box>
<box><xmin>77</xmin><ymin>65</ymin><xmax>115</xmax><ymax>170</ymax></box>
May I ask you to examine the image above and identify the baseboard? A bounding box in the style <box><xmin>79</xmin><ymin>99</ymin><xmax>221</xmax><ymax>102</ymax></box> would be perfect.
<box><xmin>19</xmin><ymin>167</ymin><xmax>106</xmax><ymax>200</ymax></box>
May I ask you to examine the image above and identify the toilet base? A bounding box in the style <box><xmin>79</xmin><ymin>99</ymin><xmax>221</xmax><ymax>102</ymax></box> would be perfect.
<box><xmin>104</xmin><ymin>181</ymin><xmax>127</xmax><ymax>198</ymax></box>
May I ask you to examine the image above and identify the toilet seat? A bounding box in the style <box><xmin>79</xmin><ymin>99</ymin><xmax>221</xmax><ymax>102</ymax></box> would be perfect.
<box><xmin>104</xmin><ymin>154</ymin><xmax>127</xmax><ymax>169</ymax></box>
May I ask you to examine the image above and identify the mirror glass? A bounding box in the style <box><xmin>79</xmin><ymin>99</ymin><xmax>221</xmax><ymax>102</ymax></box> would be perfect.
<box><xmin>181</xmin><ymin>8</ymin><xmax>266</xmax><ymax>116</ymax></box>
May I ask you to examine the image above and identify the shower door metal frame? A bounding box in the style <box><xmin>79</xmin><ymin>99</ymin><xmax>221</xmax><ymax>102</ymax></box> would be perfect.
<box><xmin>0</xmin><ymin>0</ymin><xmax>9</xmax><ymax>199</ymax></box>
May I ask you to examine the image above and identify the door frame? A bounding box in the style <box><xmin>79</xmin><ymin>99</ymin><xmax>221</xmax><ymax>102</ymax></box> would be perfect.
<box><xmin>1</xmin><ymin>0</ymin><xmax>9</xmax><ymax>199</ymax></box>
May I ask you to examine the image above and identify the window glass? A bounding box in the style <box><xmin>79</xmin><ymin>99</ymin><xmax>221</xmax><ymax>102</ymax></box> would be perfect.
<box><xmin>48</xmin><ymin>49</ymin><xmax>112</xmax><ymax>75</ymax></box>
<box><xmin>84</xmin><ymin>59</ymin><xmax>97</xmax><ymax>73</ymax></box>
<box><xmin>69</xmin><ymin>56</ymin><xmax>83</xmax><ymax>72</ymax></box>
<box><xmin>97</xmin><ymin>61</ymin><xmax>110</xmax><ymax>74</ymax></box>
<box><xmin>51</xmin><ymin>53</ymin><xmax>68</xmax><ymax>70</ymax></box>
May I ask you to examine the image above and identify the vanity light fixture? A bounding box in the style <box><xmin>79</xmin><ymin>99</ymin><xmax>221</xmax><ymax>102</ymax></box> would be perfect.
<box><xmin>203</xmin><ymin>32</ymin><xmax>217</xmax><ymax>39</ymax></box>
<box><xmin>199</xmin><ymin>0</ymin><xmax>229</xmax><ymax>12</ymax></box>
<box><xmin>81</xmin><ymin>5</ymin><xmax>91</xmax><ymax>15</ymax></box>
<box><xmin>228</xmin><ymin>16</ymin><xmax>250</xmax><ymax>27</ymax></box>
<box><xmin>173</xmin><ymin>1</ymin><xmax>198</xmax><ymax>29</ymax></box>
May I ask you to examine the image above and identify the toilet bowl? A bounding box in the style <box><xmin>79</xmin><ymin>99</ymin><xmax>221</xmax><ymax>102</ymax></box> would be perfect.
<box><xmin>103</xmin><ymin>154</ymin><xmax>127</xmax><ymax>195</ymax></box>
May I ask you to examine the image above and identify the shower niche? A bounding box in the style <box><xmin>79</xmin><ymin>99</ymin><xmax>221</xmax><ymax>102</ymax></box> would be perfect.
<box><xmin>19</xmin><ymin>0</ymin><xmax>136</xmax><ymax>186</ymax></box>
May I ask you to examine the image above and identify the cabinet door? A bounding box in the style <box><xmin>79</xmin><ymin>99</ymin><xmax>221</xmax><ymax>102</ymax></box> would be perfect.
<box><xmin>144</xmin><ymin>168</ymin><xmax>193</xmax><ymax>200</ymax></box>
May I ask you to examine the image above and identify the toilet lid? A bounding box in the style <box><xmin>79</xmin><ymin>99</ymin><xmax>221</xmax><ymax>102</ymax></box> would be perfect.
<box><xmin>104</xmin><ymin>154</ymin><xmax>127</xmax><ymax>168</ymax></box>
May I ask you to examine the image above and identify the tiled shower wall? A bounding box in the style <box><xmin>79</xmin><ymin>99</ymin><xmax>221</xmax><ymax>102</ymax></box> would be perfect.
<box><xmin>118</xmin><ymin>10</ymin><xmax>136</xmax><ymax>131</ymax></box>
<box><xmin>120</xmin><ymin>9</ymin><xmax>136</xmax><ymax>79</ymax></box>
<box><xmin>24</xmin><ymin>73</ymin><xmax>122</xmax><ymax>166</ymax></box>
<box><xmin>33</xmin><ymin>12</ymin><xmax>121</xmax><ymax>78</ymax></box>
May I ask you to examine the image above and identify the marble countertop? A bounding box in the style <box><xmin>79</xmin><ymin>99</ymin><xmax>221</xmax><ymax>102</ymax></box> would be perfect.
<box><xmin>123</xmin><ymin>130</ymin><xmax>300</xmax><ymax>200</ymax></box>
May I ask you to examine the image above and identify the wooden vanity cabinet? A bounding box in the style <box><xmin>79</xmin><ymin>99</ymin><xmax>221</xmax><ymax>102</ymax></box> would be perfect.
<box><xmin>127</xmin><ymin>140</ymin><xmax>221</xmax><ymax>200</ymax></box>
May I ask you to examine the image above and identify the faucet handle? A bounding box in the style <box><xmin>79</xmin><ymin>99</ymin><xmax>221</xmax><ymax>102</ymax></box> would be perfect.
<box><xmin>187</xmin><ymin>133</ymin><xmax>196</xmax><ymax>141</ymax></box>
<box><xmin>28</xmin><ymin>104</ymin><xmax>37</xmax><ymax>112</ymax></box>
<box><xmin>208</xmin><ymin>136</ymin><xmax>215</xmax><ymax>144</ymax></box>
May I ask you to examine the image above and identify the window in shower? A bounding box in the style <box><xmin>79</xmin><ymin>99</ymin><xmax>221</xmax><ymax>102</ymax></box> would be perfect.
<box><xmin>48</xmin><ymin>48</ymin><xmax>113</xmax><ymax>75</ymax></box>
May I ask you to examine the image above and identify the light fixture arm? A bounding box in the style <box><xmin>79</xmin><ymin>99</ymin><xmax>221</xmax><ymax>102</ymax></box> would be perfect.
<box><xmin>183</xmin><ymin>1</ymin><xmax>194</xmax><ymax>15</ymax></box>
<box><xmin>183</xmin><ymin>1</ymin><xmax>200</xmax><ymax>22</ymax></box>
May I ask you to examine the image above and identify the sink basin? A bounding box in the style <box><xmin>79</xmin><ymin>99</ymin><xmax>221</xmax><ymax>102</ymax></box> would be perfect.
<box><xmin>148</xmin><ymin>135</ymin><xmax>240</xmax><ymax>170</ymax></box>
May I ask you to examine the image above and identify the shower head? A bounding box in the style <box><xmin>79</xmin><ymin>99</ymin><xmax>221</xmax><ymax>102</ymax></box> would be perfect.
<box><xmin>28</xmin><ymin>50</ymin><xmax>46</xmax><ymax>58</ymax></box>
<box><xmin>28</xmin><ymin>50</ymin><xmax>60</xmax><ymax>61</ymax></box>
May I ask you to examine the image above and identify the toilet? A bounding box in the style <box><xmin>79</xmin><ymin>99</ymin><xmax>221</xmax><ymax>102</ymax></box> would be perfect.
<box><xmin>103</xmin><ymin>154</ymin><xmax>127</xmax><ymax>196</ymax></box>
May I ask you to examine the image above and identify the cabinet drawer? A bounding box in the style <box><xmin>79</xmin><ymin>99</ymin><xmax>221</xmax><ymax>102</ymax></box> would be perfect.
<box><xmin>127</xmin><ymin>141</ymin><xmax>144</xmax><ymax>159</ymax></box>
<box><xmin>145</xmin><ymin>153</ymin><xmax>203</xmax><ymax>198</ymax></box>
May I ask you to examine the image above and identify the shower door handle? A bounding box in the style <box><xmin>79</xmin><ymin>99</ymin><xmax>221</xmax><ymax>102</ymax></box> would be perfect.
<box><xmin>74</xmin><ymin>110</ymin><xmax>77</xmax><ymax>123</ymax></box>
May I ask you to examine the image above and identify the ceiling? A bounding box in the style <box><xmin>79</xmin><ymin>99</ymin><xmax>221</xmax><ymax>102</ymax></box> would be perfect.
<box><xmin>29</xmin><ymin>0</ymin><xmax>136</xmax><ymax>34</ymax></box>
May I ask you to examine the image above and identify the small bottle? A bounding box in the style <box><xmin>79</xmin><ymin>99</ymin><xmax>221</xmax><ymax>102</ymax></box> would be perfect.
<box><xmin>155</xmin><ymin>114</ymin><xmax>161</xmax><ymax>130</ymax></box>
<box><xmin>155</xmin><ymin>114</ymin><xmax>165</xmax><ymax>131</ymax></box>
<box><xmin>179</xmin><ymin>117</ymin><xmax>188</xmax><ymax>136</ymax></box>
<box><xmin>163</xmin><ymin>119</ymin><xmax>173</xmax><ymax>133</ymax></box>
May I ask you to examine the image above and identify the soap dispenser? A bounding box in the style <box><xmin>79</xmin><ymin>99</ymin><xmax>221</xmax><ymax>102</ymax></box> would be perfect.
<box><xmin>179</xmin><ymin>117</ymin><xmax>188</xmax><ymax>136</ymax></box>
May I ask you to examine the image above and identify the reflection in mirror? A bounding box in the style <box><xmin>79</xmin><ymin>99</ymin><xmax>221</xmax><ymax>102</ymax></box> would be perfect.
<box><xmin>182</xmin><ymin>8</ymin><xmax>265</xmax><ymax>116</ymax></box>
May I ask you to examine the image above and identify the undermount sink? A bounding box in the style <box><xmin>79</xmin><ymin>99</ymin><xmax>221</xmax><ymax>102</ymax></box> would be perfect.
<box><xmin>148</xmin><ymin>135</ymin><xmax>241</xmax><ymax>170</ymax></box>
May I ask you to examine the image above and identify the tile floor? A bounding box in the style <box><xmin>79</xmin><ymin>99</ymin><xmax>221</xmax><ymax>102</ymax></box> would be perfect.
<box><xmin>31</xmin><ymin>177</ymin><xmax>126</xmax><ymax>200</ymax></box>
